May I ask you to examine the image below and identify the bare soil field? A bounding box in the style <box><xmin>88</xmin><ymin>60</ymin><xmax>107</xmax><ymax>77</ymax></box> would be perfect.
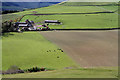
<box><xmin>40</xmin><ymin>30</ymin><xmax>118</xmax><ymax>67</ymax></box>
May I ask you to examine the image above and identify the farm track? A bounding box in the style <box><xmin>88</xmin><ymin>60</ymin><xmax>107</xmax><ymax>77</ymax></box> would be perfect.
<box><xmin>40</xmin><ymin>30</ymin><xmax>118</xmax><ymax>67</ymax></box>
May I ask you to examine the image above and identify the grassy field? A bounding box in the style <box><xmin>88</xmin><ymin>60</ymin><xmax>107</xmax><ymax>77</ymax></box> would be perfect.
<box><xmin>3</xmin><ymin>67</ymin><xmax>118</xmax><ymax>78</ymax></box>
<box><xmin>2</xmin><ymin>14</ymin><xmax>23</xmax><ymax>22</ymax></box>
<box><xmin>3</xmin><ymin>2</ymin><xmax>118</xmax><ymax>20</ymax></box>
<box><xmin>13</xmin><ymin>2</ymin><xmax>118</xmax><ymax>14</ymax></box>
<box><xmin>59</xmin><ymin>2</ymin><xmax>118</xmax><ymax>6</ymax></box>
<box><xmin>17</xmin><ymin>6</ymin><xmax>106</xmax><ymax>14</ymax></box>
<box><xmin>3</xmin><ymin>2</ymin><xmax>118</xmax><ymax>29</ymax></box>
<box><xmin>98</xmin><ymin>6</ymin><xmax>118</xmax><ymax>11</ymax></box>
<box><xmin>14</xmin><ymin>5</ymin><xmax>118</xmax><ymax>15</ymax></box>
<box><xmin>20</xmin><ymin>13</ymin><xmax>118</xmax><ymax>29</ymax></box>
<box><xmin>2</xmin><ymin>2</ymin><xmax>119</xmax><ymax>78</ymax></box>
<box><xmin>18</xmin><ymin>2</ymin><xmax>118</xmax><ymax>29</ymax></box>
<box><xmin>2</xmin><ymin>32</ymin><xmax>77</xmax><ymax>70</ymax></box>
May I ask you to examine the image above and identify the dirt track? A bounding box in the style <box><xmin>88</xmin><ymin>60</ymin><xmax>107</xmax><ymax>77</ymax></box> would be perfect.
<box><xmin>40</xmin><ymin>30</ymin><xmax>118</xmax><ymax>67</ymax></box>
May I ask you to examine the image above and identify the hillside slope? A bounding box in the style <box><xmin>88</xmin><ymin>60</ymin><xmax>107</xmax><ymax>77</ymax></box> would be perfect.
<box><xmin>13</xmin><ymin>2</ymin><xmax>118</xmax><ymax>14</ymax></box>
<box><xmin>2</xmin><ymin>2</ymin><xmax>60</xmax><ymax>11</ymax></box>
<box><xmin>2</xmin><ymin>2</ymin><xmax>119</xmax><ymax>29</ymax></box>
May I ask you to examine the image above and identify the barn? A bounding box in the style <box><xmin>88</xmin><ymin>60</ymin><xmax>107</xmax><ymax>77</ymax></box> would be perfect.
<box><xmin>44</xmin><ymin>20</ymin><xmax>61</xmax><ymax>24</ymax></box>
<box><xmin>17</xmin><ymin>22</ymin><xmax>29</xmax><ymax>27</ymax></box>
<box><xmin>15</xmin><ymin>20</ymin><xmax>33</xmax><ymax>27</ymax></box>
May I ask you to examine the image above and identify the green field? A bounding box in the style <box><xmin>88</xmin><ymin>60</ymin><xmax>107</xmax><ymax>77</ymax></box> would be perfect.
<box><xmin>3</xmin><ymin>2</ymin><xmax>118</xmax><ymax>29</ymax></box>
<box><xmin>2</xmin><ymin>14</ymin><xmax>23</xmax><ymax>22</ymax></box>
<box><xmin>16</xmin><ymin>6</ymin><xmax>106</xmax><ymax>14</ymax></box>
<box><xmin>2</xmin><ymin>2</ymin><xmax>119</xmax><ymax>78</ymax></box>
<box><xmin>18</xmin><ymin>2</ymin><xmax>118</xmax><ymax>29</ymax></box>
<box><xmin>3</xmin><ymin>67</ymin><xmax>118</xmax><ymax>78</ymax></box>
<box><xmin>98</xmin><ymin>6</ymin><xmax>118</xmax><ymax>11</ymax></box>
<box><xmin>59</xmin><ymin>2</ymin><xmax>118</xmax><ymax>6</ymax></box>
<box><xmin>20</xmin><ymin>13</ymin><xmax>118</xmax><ymax>29</ymax></box>
<box><xmin>2</xmin><ymin>32</ymin><xmax>118</xmax><ymax>78</ymax></box>
<box><xmin>2</xmin><ymin>32</ymin><xmax>77</xmax><ymax>70</ymax></box>
<box><xmin>14</xmin><ymin>2</ymin><xmax>118</xmax><ymax>14</ymax></box>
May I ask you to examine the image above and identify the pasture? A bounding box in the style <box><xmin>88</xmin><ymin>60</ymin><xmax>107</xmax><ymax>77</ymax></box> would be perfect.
<box><xmin>59</xmin><ymin>2</ymin><xmax>118</xmax><ymax>6</ymax></box>
<box><xmin>20</xmin><ymin>13</ymin><xmax>118</xmax><ymax>29</ymax></box>
<box><xmin>2</xmin><ymin>2</ymin><xmax>119</xmax><ymax>78</ymax></box>
<box><xmin>3</xmin><ymin>67</ymin><xmax>118</xmax><ymax>78</ymax></box>
<box><xmin>14</xmin><ymin>2</ymin><xmax>118</xmax><ymax>14</ymax></box>
<box><xmin>40</xmin><ymin>30</ymin><xmax>118</xmax><ymax>67</ymax></box>
<box><xmin>2</xmin><ymin>32</ymin><xmax>77</xmax><ymax>70</ymax></box>
<box><xmin>3</xmin><ymin>2</ymin><xmax>118</xmax><ymax>29</ymax></box>
<box><xmin>2</xmin><ymin>14</ymin><xmax>23</xmax><ymax>22</ymax></box>
<box><xmin>19</xmin><ymin>2</ymin><xmax>118</xmax><ymax>29</ymax></box>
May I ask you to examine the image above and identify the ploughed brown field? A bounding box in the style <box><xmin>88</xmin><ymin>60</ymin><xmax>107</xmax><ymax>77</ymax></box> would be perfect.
<box><xmin>40</xmin><ymin>30</ymin><xmax>118</xmax><ymax>67</ymax></box>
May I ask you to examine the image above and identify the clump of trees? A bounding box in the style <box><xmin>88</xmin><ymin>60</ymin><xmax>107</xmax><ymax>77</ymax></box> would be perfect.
<box><xmin>1</xmin><ymin>65</ymin><xmax>46</xmax><ymax>75</ymax></box>
<box><xmin>2</xmin><ymin>10</ymin><xmax>20</xmax><ymax>14</ymax></box>
<box><xmin>2</xmin><ymin>65</ymin><xmax>24</xmax><ymax>75</ymax></box>
<box><xmin>2</xmin><ymin>21</ymin><xmax>16</xmax><ymax>32</ymax></box>
<box><xmin>2</xmin><ymin>16</ymin><xmax>24</xmax><ymax>33</ymax></box>
<box><xmin>26</xmin><ymin>67</ymin><xmax>46</xmax><ymax>72</ymax></box>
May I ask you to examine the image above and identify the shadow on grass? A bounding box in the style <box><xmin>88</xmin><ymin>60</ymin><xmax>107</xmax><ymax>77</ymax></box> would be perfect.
<box><xmin>1</xmin><ymin>65</ymin><xmax>55</xmax><ymax>75</ymax></box>
<box><xmin>2</xmin><ymin>32</ymin><xmax>14</xmax><ymax>37</ymax></box>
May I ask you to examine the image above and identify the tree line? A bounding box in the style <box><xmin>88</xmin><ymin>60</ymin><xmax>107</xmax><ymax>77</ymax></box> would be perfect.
<box><xmin>2</xmin><ymin>16</ymin><xmax>24</xmax><ymax>33</ymax></box>
<box><xmin>2</xmin><ymin>10</ymin><xmax>20</xmax><ymax>14</ymax></box>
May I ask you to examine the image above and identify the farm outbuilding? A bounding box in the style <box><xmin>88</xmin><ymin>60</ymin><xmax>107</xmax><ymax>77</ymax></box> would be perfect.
<box><xmin>15</xmin><ymin>20</ymin><xmax>33</xmax><ymax>27</ymax></box>
<box><xmin>44</xmin><ymin>20</ymin><xmax>61</xmax><ymax>24</ymax></box>
<box><xmin>18</xmin><ymin>23</ymin><xmax>29</xmax><ymax>27</ymax></box>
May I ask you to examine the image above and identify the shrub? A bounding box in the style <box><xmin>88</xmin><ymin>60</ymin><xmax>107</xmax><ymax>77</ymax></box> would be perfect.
<box><xmin>27</xmin><ymin>67</ymin><xmax>46</xmax><ymax>72</ymax></box>
<box><xmin>2</xmin><ymin>65</ymin><xmax>24</xmax><ymax>74</ymax></box>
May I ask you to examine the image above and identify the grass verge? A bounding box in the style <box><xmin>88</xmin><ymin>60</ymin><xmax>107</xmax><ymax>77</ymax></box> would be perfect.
<box><xmin>3</xmin><ymin>67</ymin><xmax>118</xmax><ymax>78</ymax></box>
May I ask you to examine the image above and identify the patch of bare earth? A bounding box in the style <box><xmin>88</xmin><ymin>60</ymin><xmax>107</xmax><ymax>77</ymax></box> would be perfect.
<box><xmin>40</xmin><ymin>30</ymin><xmax>118</xmax><ymax>67</ymax></box>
